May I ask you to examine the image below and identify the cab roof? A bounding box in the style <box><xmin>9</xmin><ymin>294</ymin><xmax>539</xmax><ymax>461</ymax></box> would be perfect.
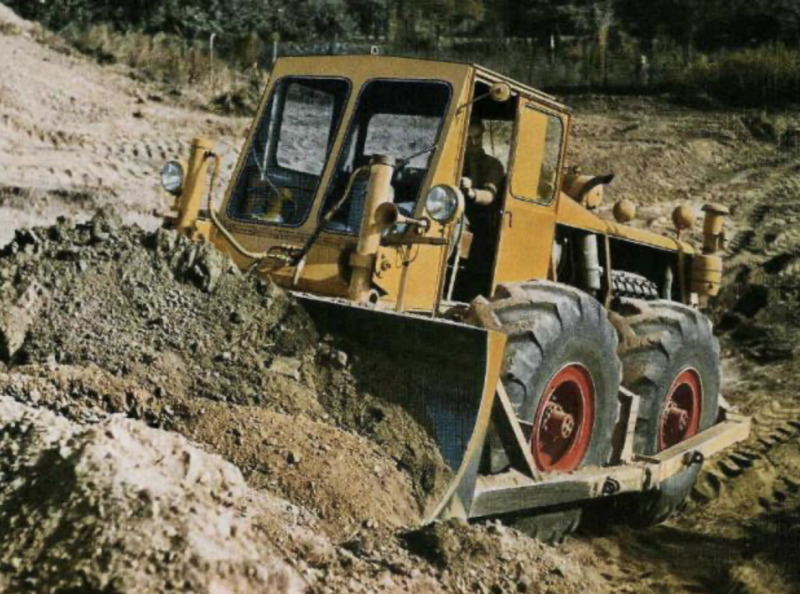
<box><xmin>273</xmin><ymin>54</ymin><xmax>571</xmax><ymax>114</ymax></box>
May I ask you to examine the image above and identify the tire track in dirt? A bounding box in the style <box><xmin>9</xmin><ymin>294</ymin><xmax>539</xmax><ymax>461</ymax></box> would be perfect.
<box><xmin>0</xmin><ymin>22</ymin><xmax>248</xmax><ymax>245</ymax></box>
<box><xmin>693</xmin><ymin>399</ymin><xmax>800</xmax><ymax>507</ymax></box>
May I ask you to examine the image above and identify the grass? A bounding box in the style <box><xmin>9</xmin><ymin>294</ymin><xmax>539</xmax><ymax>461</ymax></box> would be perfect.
<box><xmin>677</xmin><ymin>44</ymin><xmax>800</xmax><ymax>107</ymax></box>
<box><xmin>58</xmin><ymin>23</ymin><xmax>267</xmax><ymax>114</ymax></box>
<box><xmin>42</xmin><ymin>21</ymin><xmax>800</xmax><ymax>111</ymax></box>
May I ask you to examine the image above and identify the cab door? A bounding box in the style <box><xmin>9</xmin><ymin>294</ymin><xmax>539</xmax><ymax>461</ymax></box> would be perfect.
<box><xmin>491</xmin><ymin>102</ymin><xmax>567</xmax><ymax>291</ymax></box>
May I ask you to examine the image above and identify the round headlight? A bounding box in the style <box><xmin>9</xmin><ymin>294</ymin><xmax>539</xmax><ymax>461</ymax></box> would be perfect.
<box><xmin>161</xmin><ymin>160</ymin><xmax>184</xmax><ymax>195</ymax></box>
<box><xmin>425</xmin><ymin>185</ymin><xmax>463</xmax><ymax>223</ymax></box>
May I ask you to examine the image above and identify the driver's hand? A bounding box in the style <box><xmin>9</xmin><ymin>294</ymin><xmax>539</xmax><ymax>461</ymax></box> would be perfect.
<box><xmin>460</xmin><ymin>177</ymin><xmax>476</xmax><ymax>201</ymax></box>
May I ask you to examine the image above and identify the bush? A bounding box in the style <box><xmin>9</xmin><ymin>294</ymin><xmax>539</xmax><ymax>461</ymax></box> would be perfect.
<box><xmin>57</xmin><ymin>23</ymin><xmax>266</xmax><ymax>113</ymax></box>
<box><xmin>677</xmin><ymin>44</ymin><xmax>800</xmax><ymax>106</ymax></box>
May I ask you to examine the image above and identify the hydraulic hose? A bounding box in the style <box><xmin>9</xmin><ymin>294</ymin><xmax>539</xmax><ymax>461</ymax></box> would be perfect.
<box><xmin>205</xmin><ymin>152</ymin><xmax>277</xmax><ymax>262</ymax></box>
<box><xmin>204</xmin><ymin>153</ymin><xmax>371</xmax><ymax>280</ymax></box>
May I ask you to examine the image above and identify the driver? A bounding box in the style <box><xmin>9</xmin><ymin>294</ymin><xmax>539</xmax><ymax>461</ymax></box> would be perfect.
<box><xmin>460</xmin><ymin>120</ymin><xmax>505</xmax><ymax>206</ymax></box>
<box><xmin>454</xmin><ymin>119</ymin><xmax>507</xmax><ymax>297</ymax></box>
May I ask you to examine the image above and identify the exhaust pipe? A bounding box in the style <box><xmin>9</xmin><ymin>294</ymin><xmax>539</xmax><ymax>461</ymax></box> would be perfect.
<box><xmin>691</xmin><ymin>203</ymin><xmax>729</xmax><ymax>300</ymax></box>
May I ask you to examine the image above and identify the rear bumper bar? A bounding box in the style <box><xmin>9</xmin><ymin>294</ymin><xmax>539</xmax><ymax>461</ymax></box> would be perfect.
<box><xmin>467</xmin><ymin>409</ymin><xmax>750</xmax><ymax>519</ymax></box>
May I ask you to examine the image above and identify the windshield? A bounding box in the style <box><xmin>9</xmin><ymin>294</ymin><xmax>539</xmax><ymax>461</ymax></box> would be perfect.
<box><xmin>322</xmin><ymin>79</ymin><xmax>452</xmax><ymax>234</ymax></box>
<box><xmin>227</xmin><ymin>77</ymin><xmax>350</xmax><ymax>226</ymax></box>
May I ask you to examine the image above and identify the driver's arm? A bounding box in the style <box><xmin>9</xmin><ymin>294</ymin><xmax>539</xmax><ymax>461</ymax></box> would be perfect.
<box><xmin>461</xmin><ymin>180</ymin><xmax>498</xmax><ymax>206</ymax></box>
<box><xmin>461</xmin><ymin>157</ymin><xmax>505</xmax><ymax>206</ymax></box>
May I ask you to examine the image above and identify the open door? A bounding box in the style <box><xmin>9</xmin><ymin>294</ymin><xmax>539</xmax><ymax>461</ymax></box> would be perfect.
<box><xmin>491</xmin><ymin>102</ymin><xmax>567</xmax><ymax>291</ymax></box>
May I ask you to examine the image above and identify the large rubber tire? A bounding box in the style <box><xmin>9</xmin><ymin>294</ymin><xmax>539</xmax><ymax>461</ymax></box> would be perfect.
<box><xmin>611</xmin><ymin>298</ymin><xmax>720</xmax><ymax>526</ymax></box>
<box><xmin>611</xmin><ymin>270</ymin><xmax>659</xmax><ymax>300</ymax></box>
<box><xmin>469</xmin><ymin>281</ymin><xmax>622</xmax><ymax>543</ymax></box>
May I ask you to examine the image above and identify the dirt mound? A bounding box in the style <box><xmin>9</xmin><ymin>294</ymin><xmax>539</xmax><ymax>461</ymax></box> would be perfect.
<box><xmin>0</xmin><ymin>213</ymin><xmax>450</xmax><ymax>536</ymax></box>
<box><xmin>401</xmin><ymin>519</ymin><xmax>610</xmax><ymax>592</ymax></box>
<box><xmin>0</xmin><ymin>3</ymin><xmax>31</xmax><ymax>32</ymax></box>
<box><xmin>0</xmin><ymin>396</ymin><xmax>310</xmax><ymax>593</ymax></box>
<box><xmin>0</xmin><ymin>354</ymin><xmax>612</xmax><ymax>594</ymax></box>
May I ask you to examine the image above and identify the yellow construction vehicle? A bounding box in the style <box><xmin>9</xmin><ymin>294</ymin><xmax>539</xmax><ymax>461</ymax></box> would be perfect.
<box><xmin>161</xmin><ymin>55</ymin><xmax>749</xmax><ymax>541</ymax></box>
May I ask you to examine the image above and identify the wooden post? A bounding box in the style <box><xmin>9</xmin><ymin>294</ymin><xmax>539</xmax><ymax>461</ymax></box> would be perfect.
<box><xmin>209</xmin><ymin>33</ymin><xmax>217</xmax><ymax>96</ymax></box>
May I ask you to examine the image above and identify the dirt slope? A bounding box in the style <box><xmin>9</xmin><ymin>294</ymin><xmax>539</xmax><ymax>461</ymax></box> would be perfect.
<box><xmin>0</xmin><ymin>6</ymin><xmax>245</xmax><ymax>245</ymax></box>
<box><xmin>0</xmin><ymin>215</ymin><xmax>614</xmax><ymax>592</ymax></box>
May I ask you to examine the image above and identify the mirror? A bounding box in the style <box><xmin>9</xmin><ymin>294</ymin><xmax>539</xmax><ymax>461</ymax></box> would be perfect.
<box><xmin>457</xmin><ymin>81</ymin><xmax>513</xmax><ymax>113</ymax></box>
<box><xmin>490</xmin><ymin>82</ymin><xmax>511</xmax><ymax>102</ymax></box>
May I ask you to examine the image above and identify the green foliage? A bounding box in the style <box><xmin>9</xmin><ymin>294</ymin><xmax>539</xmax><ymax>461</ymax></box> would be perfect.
<box><xmin>60</xmin><ymin>23</ymin><xmax>209</xmax><ymax>83</ymax></box>
<box><xmin>9</xmin><ymin>0</ymin><xmax>800</xmax><ymax>106</ymax></box>
<box><xmin>10</xmin><ymin>0</ymin><xmax>800</xmax><ymax>50</ymax></box>
<box><xmin>678</xmin><ymin>44</ymin><xmax>800</xmax><ymax>107</ymax></box>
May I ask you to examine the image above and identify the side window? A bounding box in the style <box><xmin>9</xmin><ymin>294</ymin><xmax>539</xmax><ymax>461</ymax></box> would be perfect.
<box><xmin>511</xmin><ymin>107</ymin><xmax>564</xmax><ymax>204</ymax></box>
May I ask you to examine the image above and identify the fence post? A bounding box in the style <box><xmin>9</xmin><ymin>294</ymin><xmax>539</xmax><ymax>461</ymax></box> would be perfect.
<box><xmin>528</xmin><ymin>38</ymin><xmax>535</xmax><ymax>86</ymax></box>
<box><xmin>209</xmin><ymin>33</ymin><xmax>217</xmax><ymax>95</ymax></box>
<box><xmin>272</xmin><ymin>32</ymin><xmax>280</xmax><ymax>66</ymax></box>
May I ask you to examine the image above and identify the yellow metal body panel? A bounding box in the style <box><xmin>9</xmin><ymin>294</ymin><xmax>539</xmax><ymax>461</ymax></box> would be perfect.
<box><xmin>492</xmin><ymin>103</ymin><xmax>568</xmax><ymax>288</ymax></box>
<box><xmin>555</xmin><ymin>192</ymin><xmax>695</xmax><ymax>255</ymax></box>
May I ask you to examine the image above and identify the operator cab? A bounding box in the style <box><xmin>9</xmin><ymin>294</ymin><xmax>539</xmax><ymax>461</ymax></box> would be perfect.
<box><xmin>205</xmin><ymin>56</ymin><xmax>570</xmax><ymax>313</ymax></box>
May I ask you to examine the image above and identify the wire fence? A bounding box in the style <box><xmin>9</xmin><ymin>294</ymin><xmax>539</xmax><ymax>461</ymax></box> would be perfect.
<box><xmin>265</xmin><ymin>36</ymin><xmax>694</xmax><ymax>93</ymax></box>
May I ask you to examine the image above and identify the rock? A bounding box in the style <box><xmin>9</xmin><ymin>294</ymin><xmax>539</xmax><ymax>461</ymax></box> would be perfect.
<box><xmin>334</xmin><ymin>350</ymin><xmax>348</xmax><ymax>369</ymax></box>
<box><xmin>269</xmin><ymin>357</ymin><xmax>302</xmax><ymax>381</ymax></box>
<box><xmin>299</xmin><ymin>536</ymin><xmax>335</xmax><ymax>568</ymax></box>
<box><xmin>0</xmin><ymin>282</ymin><xmax>45</xmax><ymax>362</ymax></box>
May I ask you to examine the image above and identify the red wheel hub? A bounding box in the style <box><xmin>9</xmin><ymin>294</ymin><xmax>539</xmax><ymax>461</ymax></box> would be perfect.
<box><xmin>659</xmin><ymin>368</ymin><xmax>702</xmax><ymax>450</ymax></box>
<box><xmin>531</xmin><ymin>364</ymin><xmax>596</xmax><ymax>472</ymax></box>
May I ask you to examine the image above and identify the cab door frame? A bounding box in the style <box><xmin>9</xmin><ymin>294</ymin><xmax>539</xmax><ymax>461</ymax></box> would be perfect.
<box><xmin>490</xmin><ymin>98</ymin><xmax>570</xmax><ymax>293</ymax></box>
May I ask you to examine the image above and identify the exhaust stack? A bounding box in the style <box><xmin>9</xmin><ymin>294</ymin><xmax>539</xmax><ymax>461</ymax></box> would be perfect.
<box><xmin>691</xmin><ymin>203</ymin><xmax>729</xmax><ymax>300</ymax></box>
